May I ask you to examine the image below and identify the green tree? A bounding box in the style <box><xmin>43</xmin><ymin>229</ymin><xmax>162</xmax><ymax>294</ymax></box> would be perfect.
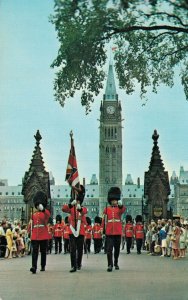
<box><xmin>50</xmin><ymin>0</ymin><xmax>188</xmax><ymax>112</ymax></box>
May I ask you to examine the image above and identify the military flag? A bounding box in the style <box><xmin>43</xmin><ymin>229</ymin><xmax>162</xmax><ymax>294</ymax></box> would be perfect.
<box><xmin>65</xmin><ymin>131</ymin><xmax>80</xmax><ymax>188</ymax></box>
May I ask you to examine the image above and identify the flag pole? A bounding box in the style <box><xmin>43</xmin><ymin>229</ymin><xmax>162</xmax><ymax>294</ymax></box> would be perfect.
<box><xmin>70</xmin><ymin>131</ymin><xmax>77</xmax><ymax>231</ymax></box>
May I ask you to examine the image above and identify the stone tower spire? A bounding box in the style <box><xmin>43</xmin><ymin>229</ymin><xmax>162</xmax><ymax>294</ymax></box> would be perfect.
<box><xmin>99</xmin><ymin>62</ymin><xmax>123</xmax><ymax>214</ymax></box>
<box><xmin>22</xmin><ymin>130</ymin><xmax>50</xmax><ymax>222</ymax></box>
<box><xmin>104</xmin><ymin>63</ymin><xmax>118</xmax><ymax>101</ymax></box>
<box><xmin>144</xmin><ymin>130</ymin><xmax>170</xmax><ymax>220</ymax></box>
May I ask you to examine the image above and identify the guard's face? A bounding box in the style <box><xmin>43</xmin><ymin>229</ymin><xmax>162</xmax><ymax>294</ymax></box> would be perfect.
<box><xmin>111</xmin><ymin>199</ymin><xmax>118</xmax><ymax>206</ymax></box>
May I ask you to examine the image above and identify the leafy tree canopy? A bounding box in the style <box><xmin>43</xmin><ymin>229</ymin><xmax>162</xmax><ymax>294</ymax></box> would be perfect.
<box><xmin>50</xmin><ymin>0</ymin><xmax>188</xmax><ymax>112</ymax></box>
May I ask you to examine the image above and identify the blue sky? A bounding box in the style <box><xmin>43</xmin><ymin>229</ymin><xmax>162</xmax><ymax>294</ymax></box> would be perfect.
<box><xmin>0</xmin><ymin>0</ymin><xmax>188</xmax><ymax>186</ymax></box>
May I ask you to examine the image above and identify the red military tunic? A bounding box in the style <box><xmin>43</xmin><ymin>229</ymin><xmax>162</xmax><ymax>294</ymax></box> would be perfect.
<box><xmin>125</xmin><ymin>223</ymin><xmax>134</xmax><ymax>238</ymax></box>
<box><xmin>53</xmin><ymin>223</ymin><xmax>63</xmax><ymax>238</ymax></box>
<box><xmin>103</xmin><ymin>205</ymin><xmax>126</xmax><ymax>235</ymax></box>
<box><xmin>92</xmin><ymin>223</ymin><xmax>103</xmax><ymax>239</ymax></box>
<box><xmin>62</xmin><ymin>204</ymin><xmax>87</xmax><ymax>236</ymax></box>
<box><xmin>85</xmin><ymin>225</ymin><xmax>92</xmax><ymax>240</ymax></box>
<box><xmin>63</xmin><ymin>224</ymin><xmax>70</xmax><ymax>240</ymax></box>
<box><xmin>30</xmin><ymin>209</ymin><xmax>50</xmax><ymax>240</ymax></box>
<box><xmin>47</xmin><ymin>224</ymin><xmax>54</xmax><ymax>240</ymax></box>
<box><xmin>134</xmin><ymin>223</ymin><xmax>144</xmax><ymax>239</ymax></box>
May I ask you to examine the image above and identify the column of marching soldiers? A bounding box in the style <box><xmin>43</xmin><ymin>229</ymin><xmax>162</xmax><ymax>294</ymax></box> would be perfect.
<box><xmin>0</xmin><ymin>186</ymin><xmax>188</xmax><ymax>274</ymax></box>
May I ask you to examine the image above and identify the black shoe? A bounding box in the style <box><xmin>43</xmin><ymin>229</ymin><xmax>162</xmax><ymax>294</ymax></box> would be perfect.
<box><xmin>30</xmin><ymin>267</ymin><xmax>36</xmax><ymax>274</ymax></box>
<box><xmin>127</xmin><ymin>251</ymin><xmax>130</xmax><ymax>254</ymax></box>
<box><xmin>114</xmin><ymin>265</ymin><xmax>119</xmax><ymax>270</ymax></box>
<box><xmin>137</xmin><ymin>251</ymin><xmax>141</xmax><ymax>255</ymax></box>
<box><xmin>55</xmin><ymin>252</ymin><xmax>57</xmax><ymax>254</ymax></box>
<box><xmin>40</xmin><ymin>267</ymin><xmax>45</xmax><ymax>271</ymax></box>
<box><xmin>77</xmin><ymin>266</ymin><xmax>81</xmax><ymax>270</ymax></box>
<box><xmin>70</xmin><ymin>267</ymin><xmax>77</xmax><ymax>273</ymax></box>
<box><xmin>107</xmin><ymin>265</ymin><xmax>113</xmax><ymax>272</ymax></box>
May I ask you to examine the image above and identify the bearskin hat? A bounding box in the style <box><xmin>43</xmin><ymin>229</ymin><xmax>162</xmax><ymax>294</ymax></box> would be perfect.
<box><xmin>135</xmin><ymin>215</ymin><xmax>143</xmax><ymax>223</ymax></box>
<box><xmin>86</xmin><ymin>216</ymin><xmax>91</xmax><ymax>225</ymax></box>
<box><xmin>64</xmin><ymin>216</ymin><xmax>69</xmax><ymax>224</ymax></box>
<box><xmin>76</xmin><ymin>184</ymin><xmax>85</xmax><ymax>203</ymax></box>
<box><xmin>94</xmin><ymin>216</ymin><xmax>102</xmax><ymax>224</ymax></box>
<box><xmin>33</xmin><ymin>191</ymin><xmax>47</xmax><ymax>209</ymax></box>
<box><xmin>126</xmin><ymin>214</ymin><xmax>132</xmax><ymax>223</ymax></box>
<box><xmin>48</xmin><ymin>216</ymin><xmax>54</xmax><ymax>225</ymax></box>
<box><xmin>56</xmin><ymin>214</ymin><xmax>62</xmax><ymax>223</ymax></box>
<box><xmin>107</xmin><ymin>186</ymin><xmax>121</xmax><ymax>204</ymax></box>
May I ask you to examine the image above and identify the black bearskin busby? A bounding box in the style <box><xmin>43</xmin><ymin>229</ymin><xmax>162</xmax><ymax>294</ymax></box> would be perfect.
<box><xmin>33</xmin><ymin>191</ymin><xmax>47</xmax><ymax>209</ymax></box>
<box><xmin>107</xmin><ymin>186</ymin><xmax>121</xmax><ymax>204</ymax></box>
<box><xmin>135</xmin><ymin>215</ymin><xmax>143</xmax><ymax>223</ymax></box>
<box><xmin>86</xmin><ymin>216</ymin><xmax>91</xmax><ymax>225</ymax></box>
<box><xmin>76</xmin><ymin>184</ymin><xmax>85</xmax><ymax>204</ymax></box>
<box><xmin>56</xmin><ymin>214</ymin><xmax>62</xmax><ymax>223</ymax></box>
<box><xmin>65</xmin><ymin>216</ymin><xmax>69</xmax><ymax>224</ymax></box>
<box><xmin>70</xmin><ymin>184</ymin><xmax>85</xmax><ymax>204</ymax></box>
<box><xmin>126</xmin><ymin>214</ymin><xmax>132</xmax><ymax>223</ymax></box>
<box><xmin>94</xmin><ymin>216</ymin><xmax>102</xmax><ymax>224</ymax></box>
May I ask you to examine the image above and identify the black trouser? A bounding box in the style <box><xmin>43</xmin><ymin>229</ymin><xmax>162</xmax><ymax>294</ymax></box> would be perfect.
<box><xmin>47</xmin><ymin>239</ymin><xmax>53</xmax><ymax>254</ymax></box>
<box><xmin>84</xmin><ymin>239</ymin><xmax>91</xmax><ymax>253</ymax></box>
<box><xmin>106</xmin><ymin>235</ymin><xmax>121</xmax><ymax>267</ymax></box>
<box><xmin>0</xmin><ymin>236</ymin><xmax>7</xmax><ymax>257</ymax></box>
<box><xmin>69</xmin><ymin>234</ymin><xmax>84</xmax><ymax>269</ymax></box>
<box><xmin>54</xmin><ymin>237</ymin><xmax>62</xmax><ymax>253</ymax></box>
<box><xmin>93</xmin><ymin>238</ymin><xmax>102</xmax><ymax>253</ymax></box>
<box><xmin>64</xmin><ymin>238</ymin><xmax>70</xmax><ymax>253</ymax></box>
<box><xmin>126</xmin><ymin>237</ymin><xmax>132</xmax><ymax>253</ymax></box>
<box><xmin>31</xmin><ymin>240</ymin><xmax>47</xmax><ymax>270</ymax></box>
<box><xmin>136</xmin><ymin>238</ymin><xmax>143</xmax><ymax>253</ymax></box>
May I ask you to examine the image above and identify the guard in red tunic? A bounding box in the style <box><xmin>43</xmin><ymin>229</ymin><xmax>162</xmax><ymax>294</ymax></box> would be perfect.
<box><xmin>102</xmin><ymin>187</ymin><xmax>126</xmax><ymax>272</ymax></box>
<box><xmin>62</xmin><ymin>185</ymin><xmax>87</xmax><ymax>272</ymax></box>
<box><xmin>63</xmin><ymin>216</ymin><xmax>70</xmax><ymax>254</ymax></box>
<box><xmin>124</xmin><ymin>215</ymin><xmax>134</xmax><ymax>254</ymax></box>
<box><xmin>53</xmin><ymin>215</ymin><xmax>63</xmax><ymax>254</ymax></box>
<box><xmin>47</xmin><ymin>218</ymin><xmax>54</xmax><ymax>254</ymax></box>
<box><xmin>92</xmin><ymin>216</ymin><xmax>103</xmax><ymax>254</ymax></box>
<box><xmin>29</xmin><ymin>191</ymin><xmax>50</xmax><ymax>274</ymax></box>
<box><xmin>134</xmin><ymin>215</ymin><xmax>144</xmax><ymax>254</ymax></box>
<box><xmin>84</xmin><ymin>216</ymin><xmax>92</xmax><ymax>254</ymax></box>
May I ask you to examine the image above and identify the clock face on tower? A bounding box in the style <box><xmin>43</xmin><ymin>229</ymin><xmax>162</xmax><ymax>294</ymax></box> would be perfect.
<box><xmin>106</xmin><ymin>105</ymin><xmax>115</xmax><ymax>114</ymax></box>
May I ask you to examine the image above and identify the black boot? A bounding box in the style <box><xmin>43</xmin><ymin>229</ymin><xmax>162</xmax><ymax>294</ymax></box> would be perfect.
<box><xmin>30</xmin><ymin>267</ymin><xmax>36</xmax><ymax>274</ymax></box>
<box><xmin>107</xmin><ymin>265</ymin><xmax>113</xmax><ymax>272</ymax></box>
<box><xmin>70</xmin><ymin>267</ymin><xmax>77</xmax><ymax>273</ymax></box>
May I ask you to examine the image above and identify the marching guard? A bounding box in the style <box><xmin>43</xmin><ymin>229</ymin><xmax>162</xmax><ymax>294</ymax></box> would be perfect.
<box><xmin>63</xmin><ymin>216</ymin><xmax>70</xmax><ymax>254</ymax></box>
<box><xmin>62</xmin><ymin>185</ymin><xmax>87</xmax><ymax>272</ymax></box>
<box><xmin>84</xmin><ymin>216</ymin><xmax>92</xmax><ymax>254</ymax></box>
<box><xmin>124</xmin><ymin>215</ymin><xmax>134</xmax><ymax>254</ymax></box>
<box><xmin>53</xmin><ymin>215</ymin><xmax>63</xmax><ymax>254</ymax></box>
<box><xmin>29</xmin><ymin>191</ymin><xmax>50</xmax><ymax>274</ymax></box>
<box><xmin>103</xmin><ymin>187</ymin><xmax>126</xmax><ymax>272</ymax></box>
<box><xmin>134</xmin><ymin>215</ymin><xmax>144</xmax><ymax>254</ymax></box>
<box><xmin>92</xmin><ymin>216</ymin><xmax>103</xmax><ymax>254</ymax></box>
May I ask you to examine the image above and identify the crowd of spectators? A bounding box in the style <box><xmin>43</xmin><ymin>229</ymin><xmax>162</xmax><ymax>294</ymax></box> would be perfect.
<box><xmin>0</xmin><ymin>220</ymin><xmax>30</xmax><ymax>259</ymax></box>
<box><xmin>1</xmin><ymin>217</ymin><xmax>188</xmax><ymax>261</ymax></box>
<box><xmin>144</xmin><ymin>218</ymin><xmax>188</xmax><ymax>259</ymax></box>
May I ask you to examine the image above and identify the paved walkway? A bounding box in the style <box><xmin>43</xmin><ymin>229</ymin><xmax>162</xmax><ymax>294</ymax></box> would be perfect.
<box><xmin>0</xmin><ymin>249</ymin><xmax>188</xmax><ymax>300</ymax></box>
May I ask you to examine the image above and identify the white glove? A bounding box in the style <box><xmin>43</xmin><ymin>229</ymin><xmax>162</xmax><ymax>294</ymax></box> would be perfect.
<box><xmin>77</xmin><ymin>204</ymin><xmax>81</xmax><ymax>210</ymax></box>
<box><xmin>71</xmin><ymin>199</ymin><xmax>77</xmax><ymax>206</ymax></box>
<box><xmin>38</xmin><ymin>204</ymin><xmax>44</xmax><ymax>211</ymax></box>
<box><xmin>118</xmin><ymin>200</ymin><xmax>123</xmax><ymax>206</ymax></box>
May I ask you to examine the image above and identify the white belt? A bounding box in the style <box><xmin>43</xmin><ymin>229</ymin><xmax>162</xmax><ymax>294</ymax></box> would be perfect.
<box><xmin>108</xmin><ymin>219</ymin><xmax>121</xmax><ymax>223</ymax></box>
<box><xmin>33</xmin><ymin>224</ymin><xmax>45</xmax><ymax>228</ymax></box>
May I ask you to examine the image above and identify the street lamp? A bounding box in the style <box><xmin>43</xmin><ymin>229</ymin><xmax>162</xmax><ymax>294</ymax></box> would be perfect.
<box><xmin>21</xmin><ymin>207</ymin><xmax>25</xmax><ymax>225</ymax></box>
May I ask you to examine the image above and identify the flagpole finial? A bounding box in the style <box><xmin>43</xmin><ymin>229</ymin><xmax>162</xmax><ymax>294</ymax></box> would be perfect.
<box><xmin>70</xmin><ymin>130</ymin><xmax>73</xmax><ymax>139</ymax></box>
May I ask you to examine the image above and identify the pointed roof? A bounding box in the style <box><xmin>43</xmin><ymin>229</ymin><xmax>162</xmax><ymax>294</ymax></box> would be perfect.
<box><xmin>22</xmin><ymin>130</ymin><xmax>49</xmax><ymax>197</ymax></box>
<box><xmin>144</xmin><ymin>129</ymin><xmax>170</xmax><ymax>196</ymax></box>
<box><xmin>103</xmin><ymin>63</ymin><xmax>118</xmax><ymax>101</ymax></box>
<box><xmin>125</xmin><ymin>174</ymin><xmax>134</xmax><ymax>185</ymax></box>
<box><xmin>148</xmin><ymin>130</ymin><xmax>165</xmax><ymax>172</ymax></box>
